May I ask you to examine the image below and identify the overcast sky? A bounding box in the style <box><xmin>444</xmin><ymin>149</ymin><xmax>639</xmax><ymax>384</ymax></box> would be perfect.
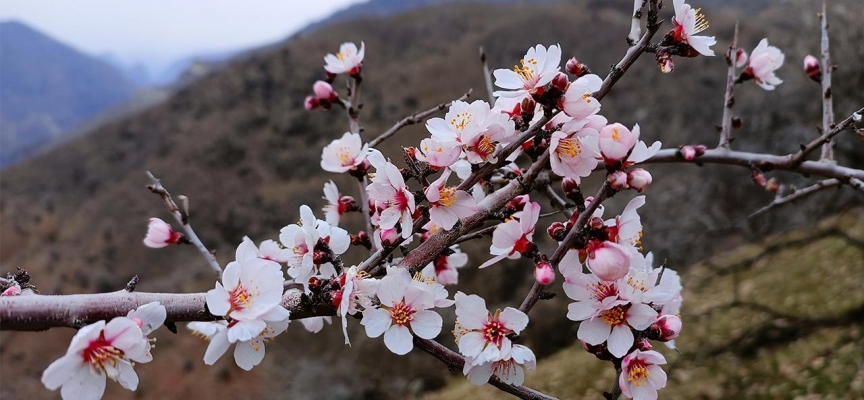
<box><xmin>0</xmin><ymin>0</ymin><xmax>367</xmax><ymax>72</ymax></box>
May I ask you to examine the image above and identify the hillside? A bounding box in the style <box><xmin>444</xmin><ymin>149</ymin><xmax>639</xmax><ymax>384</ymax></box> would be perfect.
<box><xmin>0</xmin><ymin>0</ymin><xmax>863</xmax><ymax>398</ymax></box>
<box><xmin>425</xmin><ymin>209</ymin><xmax>864</xmax><ymax>399</ymax></box>
<box><xmin>0</xmin><ymin>21</ymin><xmax>136</xmax><ymax>167</ymax></box>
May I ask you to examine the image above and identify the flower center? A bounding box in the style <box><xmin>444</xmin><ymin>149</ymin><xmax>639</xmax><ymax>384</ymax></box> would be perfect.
<box><xmin>600</xmin><ymin>305</ymin><xmax>626</xmax><ymax>326</ymax></box>
<box><xmin>581</xmin><ymin>92</ymin><xmax>593</xmax><ymax>103</ymax></box>
<box><xmin>556</xmin><ymin>138</ymin><xmax>582</xmax><ymax>158</ymax></box>
<box><xmin>82</xmin><ymin>334</ymin><xmax>124</xmax><ymax>372</ymax></box>
<box><xmin>626</xmin><ymin>276</ymin><xmax>647</xmax><ymax>292</ymax></box>
<box><xmin>438</xmin><ymin>187</ymin><xmax>457</xmax><ymax>207</ymax></box>
<box><xmin>612</xmin><ymin>128</ymin><xmax>621</xmax><ymax>141</ymax></box>
<box><xmin>450</xmin><ymin>112</ymin><xmax>473</xmax><ymax>132</ymax></box>
<box><xmin>336</xmin><ymin>146</ymin><xmax>354</xmax><ymax>166</ymax></box>
<box><xmin>589</xmin><ymin>281</ymin><xmax>618</xmax><ymax>302</ymax></box>
<box><xmin>475</xmin><ymin>135</ymin><xmax>498</xmax><ymax>158</ymax></box>
<box><xmin>389</xmin><ymin>190</ymin><xmax>410</xmax><ymax>211</ymax></box>
<box><xmin>693</xmin><ymin>8</ymin><xmax>710</xmax><ymax>34</ymax></box>
<box><xmin>513</xmin><ymin>58</ymin><xmax>538</xmax><ymax>82</ymax></box>
<box><xmin>512</xmin><ymin>235</ymin><xmax>533</xmax><ymax>255</ymax></box>
<box><xmin>389</xmin><ymin>301</ymin><xmax>416</xmax><ymax>326</ymax></box>
<box><xmin>627</xmin><ymin>361</ymin><xmax>650</xmax><ymax>387</ymax></box>
<box><xmin>229</xmin><ymin>285</ymin><xmax>253</xmax><ymax>312</ymax></box>
<box><xmin>482</xmin><ymin>318</ymin><xmax>511</xmax><ymax>347</ymax></box>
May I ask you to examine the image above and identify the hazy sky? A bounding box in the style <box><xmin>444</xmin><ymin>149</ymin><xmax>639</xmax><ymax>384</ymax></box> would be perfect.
<box><xmin>0</xmin><ymin>0</ymin><xmax>367</xmax><ymax>72</ymax></box>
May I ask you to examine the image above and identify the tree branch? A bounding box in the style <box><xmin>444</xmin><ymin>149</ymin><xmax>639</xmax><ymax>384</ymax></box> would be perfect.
<box><xmin>748</xmin><ymin>178</ymin><xmax>842</xmax><ymax>218</ymax></box>
<box><xmin>791</xmin><ymin>107</ymin><xmax>864</xmax><ymax>165</ymax></box>
<box><xmin>819</xmin><ymin>0</ymin><xmax>835</xmax><ymax>161</ymax></box>
<box><xmin>368</xmin><ymin>89</ymin><xmax>472</xmax><ymax>148</ymax></box>
<box><xmin>718</xmin><ymin>22</ymin><xmax>739</xmax><ymax>149</ymax></box>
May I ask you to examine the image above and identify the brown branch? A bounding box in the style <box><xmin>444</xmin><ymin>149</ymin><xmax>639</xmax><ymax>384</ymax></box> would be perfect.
<box><xmin>368</xmin><ymin>89</ymin><xmax>473</xmax><ymax>148</ymax></box>
<box><xmin>718</xmin><ymin>22</ymin><xmax>739</xmax><ymax>149</ymax></box>
<box><xmin>346</xmin><ymin>77</ymin><xmax>362</xmax><ymax>134</ymax></box>
<box><xmin>480</xmin><ymin>47</ymin><xmax>495</xmax><ymax>103</ymax></box>
<box><xmin>819</xmin><ymin>1</ymin><xmax>835</xmax><ymax>161</ymax></box>
<box><xmin>604</xmin><ymin>367</ymin><xmax>623</xmax><ymax>400</ymax></box>
<box><xmin>146</xmin><ymin>171</ymin><xmax>222</xmax><ymax>277</ymax></box>
<box><xmin>748</xmin><ymin>178</ymin><xmax>841</xmax><ymax>218</ymax></box>
<box><xmin>644</xmin><ymin>148</ymin><xmax>864</xmax><ymax>181</ymax></box>
<box><xmin>358</xmin><ymin>176</ymin><xmax>374</xmax><ymax>251</ymax></box>
<box><xmin>0</xmin><ymin>290</ymin><xmax>334</xmax><ymax>331</ymax></box>
<box><xmin>541</xmin><ymin>183</ymin><xmax>574</xmax><ymax>218</ymax></box>
<box><xmin>792</xmin><ymin>107</ymin><xmax>864</xmax><ymax>165</ymax></box>
<box><xmin>413</xmin><ymin>337</ymin><xmax>559</xmax><ymax>400</ymax></box>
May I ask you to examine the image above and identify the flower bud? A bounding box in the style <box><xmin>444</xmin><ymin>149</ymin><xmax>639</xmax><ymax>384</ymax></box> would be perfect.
<box><xmin>338</xmin><ymin>196</ymin><xmax>359</xmax><ymax>214</ymax></box>
<box><xmin>520</xmin><ymin>96</ymin><xmax>536</xmax><ymax>116</ymax></box>
<box><xmin>351</xmin><ymin>231</ymin><xmax>372</xmax><ymax>249</ymax></box>
<box><xmin>599</xmin><ymin>123</ymin><xmax>640</xmax><ymax>165</ymax></box>
<box><xmin>655</xmin><ymin>50</ymin><xmax>674</xmax><ymax>74</ymax></box>
<box><xmin>379</xmin><ymin>227</ymin><xmax>400</xmax><ymax>248</ymax></box>
<box><xmin>547</xmin><ymin>221</ymin><xmax>568</xmax><ymax>241</ymax></box>
<box><xmin>803</xmin><ymin>54</ymin><xmax>821</xmax><ymax>83</ymax></box>
<box><xmin>308</xmin><ymin>276</ymin><xmax>322</xmax><ymax>291</ymax></box>
<box><xmin>607</xmin><ymin>171</ymin><xmax>629</xmax><ymax>190</ymax></box>
<box><xmin>580</xmin><ymin>340</ymin><xmax>614</xmax><ymax>361</ymax></box>
<box><xmin>550</xmin><ymin>72</ymin><xmax>570</xmax><ymax>93</ymax></box>
<box><xmin>313</xmin><ymin>249</ymin><xmax>332</xmax><ymax>265</ymax></box>
<box><xmin>313</xmin><ymin>80</ymin><xmax>337</xmax><ymax>101</ymax></box>
<box><xmin>735</xmin><ymin>48</ymin><xmax>749</xmax><ymax>68</ymax></box>
<box><xmin>627</xmin><ymin>169</ymin><xmax>652</xmax><ymax>193</ymax></box>
<box><xmin>679</xmin><ymin>145</ymin><xmax>696</xmax><ymax>160</ymax></box>
<box><xmin>534</xmin><ymin>261</ymin><xmax>556</xmax><ymax>285</ymax></box>
<box><xmin>505</xmin><ymin>195</ymin><xmax>530</xmax><ymax>214</ymax></box>
<box><xmin>1</xmin><ymin>282</ymin><xmax>21</xmax><ymax>297</ymax></box>
<box><xmin>304</xmin><ymin>95</ymin><xmax>320</xmax><ymax>110</ymax></box>
<box><xmin>144</xmin><ymin>218</ymin><xmax>184</xmax><ymax>249</ymax></box>
<box><xmin>589</xmin><ymin>216</ymin><xmax>605</xmax><ymax>230</ymax></box>
<box><xmin>561</xmin><ymin>178</ymin><xmax>582</xmax><ymax>203</ymax></box>
<box><xmin>654</xmin><ymin>315</ymin><xmax>682</xmax><ymax>341</ymax></box>
<box><xmin>732</xmin><ymin>116</ymin><xmax>743</xmax><ymax>129</ymax></box>
<box><xmin>330</xmin><ymin>289</ymin><xmax>343</xmax><ymax>308</ymax></box>
<box><xmin>587</xmin><ymin>241</ymin><xmax>631</xmax><ymax>281</ymax></box>
<box><xmin>565</xmin><ymin>57</ymin><xmax>590</xmax><ymax>77</ymax></box>
<box><xmin>693</xmin><ymin>144</ymin><xmax>707</xmax><ymax>156</ymax></box>
<box><xmin>751</xmin><ymin>170</ymin><xmax>767</xmax><ymax>187</ymax></box>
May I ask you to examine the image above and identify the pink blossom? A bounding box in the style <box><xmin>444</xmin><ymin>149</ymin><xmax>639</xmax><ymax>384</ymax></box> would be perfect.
<box><xmin>320</xmin><ymin>132</ymin><xmax>370</xmax><ymax>173</ymax></box>
<box><xmin>559</xmin><ymin>74</ymin><xmax>603</xmax><ymax>120</ymax></box>
<box><xmin>654</xmin><ymin>315</ymin><xmax>682</xmax><ymax>342</ymax></box>
<box><xmin>143</xmin><ymin>218</ymin><xmax>183</xmax><ymax>248</ymax></box>
<box><xmin>671</xmin><ymin>0</ymin><xmax>716</xmax><ymax>56</ymax></box>
<box><xmin>587</xmin><ymin>241</ymin><xmax>632</xmax><ymax>281</ymax></box>
<box><xmin>453</xmin><ymin>292</ymin><xmax>529</xmax><ymax>364</ymax></box>
<box><xmin>312</xmin><ymin>80</ymin><xmax>336</xmax><ymax>101</ymax></box>
<box><xmin>619</xmin><ymin>350</ymin><xmax>667</xmax><ymax>400</ymax></box>
<box><xmin>743</xmin><ymin>38</ymin><xmax>785</xmax><ymax>90</ymax></box>
<box><xmin>627</xmin><ymin>169</ymin><xmax>653</xmax><ymax>192</ymax></box>
<box><xmin>324</xmin><ymin>42</ymin><xmax>365</xmax><ymax>75</ymax></box>
<box><xmin>479</xmin><ymin>201</ymin><xmax>541</xmax><ymax>268</ymax></box>
<box><xmin>426</xmin><ymin>100</ymin><xmax>515</xmax><ymax>164</ymax></box>
<box><xmin>803</xmin><ymin>54</ymin><xmax>821</xmax><ymax>82</ymax></box>
<box><xmin>416</xmin><ymin>138</ymin><xmax>462</xmax><ymax>169</ymax></box>
<box><xmin>425</xmin><ymin>169</ymin><xmax>476</xmax><ymax>230</ymax></box>
<box><xmin>493</xmin><ymin>44</ymin><xmax>562</xmax><ymax>98</ymax></box>
<box><xmin>549</xmin><ymin>122</ymin><xmax>601</xmax><ymax>183</ymax></box>
<box><xmin>607</xmin><ymin>170</ymin><xmax>629</xmax><ymax>190</ymax></box>
<box><xmin>322</xmin><ymin>180</ymin><xmax>352</xmax><ymax>226</ymax></box>
<box><xmin>599</xmin><ymin>123</ymin><xmax>640</xmax><ymax>164</ymax></box>
<box><xmin>366</xmin><ymin>151</ymin><xmax>416</xmax><ymax>238</ymax></box>
<box><xmin>463</xmin><ymin>344</ymin><xmax>536</xmax><ymax>386</ymax></box>
<box><xmin>534</xmin><ymin>261</ymin><xmax>555</xmax><ymax>285</ymax></box>
<box><xmin>424</xmin><ymin>245</ymin><xmax>468</xmax><ymax>285</ymax></box>
<box><xmin>577</xmin><ymin>302</ymin><xmax>657</xmax><ymax>358</ymax></box>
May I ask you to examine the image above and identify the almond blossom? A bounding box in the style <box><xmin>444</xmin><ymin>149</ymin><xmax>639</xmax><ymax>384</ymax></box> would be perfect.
<box><xmin>463</xmin><ymin>344</ymin><xmax>537</xmax><ymax>386</ymax></box>
<box><xmin>236</xmin><ymin>236</ymin><xmax>292</xmax><ymax>264</ymax></box>
<box><xmin>425</xmin><ymin>169</ymin><xmax>476</xmax><ymax>230</ymax></box>
<box><xmin>360</xmin><ymin>268</ymin><xmax>443</xmax><ymax>355</ymax></box>
<box><xmin>577</xmin><ymin>300</ymin><xmax>657</xmax><ymax>358</ymax></box>
<box><xmin>423</xmin><ymin>245</ymin><xmax>468</xmax><ymax>285</ymax></box>
<box><xmin>605</xmin><ymin>195</ymin><xmax>645</xmax><ymax>253</ymax></box>
<box><xmin>280</xmin><ymin>205</ymin><xmax>319</xmax><ymax>279</ymax></box>
<box><xmin>324</xmin><ymin>41</ymin><xmax>365</xmax><ymax>75</ymax></box>
<box><xmin>549</xmin><ymin>119</ymin><xmax>601</xmax><ymax>182</ymax></box>
<box><xmin>126</xmin><ymin>302</ymin><xmax>167</xmax><ymax>360</ymax></box>
<box><xmin>320</xmin><ymin>131</ymin><xmax>370</xmax><ymax>173</ymax></box>
<box><xmin>322</xmin><ymin>180</ymin><xmax>356</xmax><ymax>226</ymax></box>
<box><xmin>586</xmin><ymin>240</ymin><xmax>633</xmax><ymax>281</ymax></box>
<box><xmin>558</xmin><ymin>74</ymin><xmax>603</xmax><ymax>120</ymax></box>
<box><xmin>671</xmin><ymin>0</ymin><xmax>716</xmax><ymax>57</ymax></box>
<box><xmin>367</xmin><ymin>150</ymin><xmax>416</xmax><ymax>238</ymax></box>
<box><xmin>188</xmin><ymin>319</ymin><xmax>290</xmax><ymax>371</ymax></box>
<box><xmin>338</xmin><ymin>265</ymin><xmax>380</xmax><ymax>345</ymax></box>
<box><xmin>416</xmin><ymin>138</ymin><xmax>462</xmax><ymax>170</ymax></box>
<box><xmin>742</xmin><ymin>38</ymin><xmax>785</xmax><ymax>90</ymax></box>
<box><xmin>453</xmin><ymin>292</ymin><xmax>529</xmax><ymax>364</ymax></box>
<box><xmin>599</xmin><ymin>123</ymin><xmax>641</xmax><ymax>164</ymax></box>
<box><xmin>426</xmin><ymin>100</ymin><xmax>516</xmax><ymax>164</ymax></box>
<box><xmin>619</xmin><ymin>350</ymin><xmax>667</xmax><ymax>400</ymax></box>
<box><xmin>42</xmin><ymin>318</ymin><xmax>152</xmax><ymax>400</ymax></box>
<box><xmin>143</xmin><ymin>218</ymin><xmax>183</xmax><ymax>248</ymax></box>
<box><xmin>300</xmin><ymin>316</ymin><xmax>332</xmax><ymax>333</ymax></box>
<box><xmin>493</xmin><ymin>44</ymin><xmax>562</xmax><ymax>98</ymax></box>
<box><xmin>479</xmin><ymin>201</ymin><xmax>541</xmax><ymax>268</ymax></box>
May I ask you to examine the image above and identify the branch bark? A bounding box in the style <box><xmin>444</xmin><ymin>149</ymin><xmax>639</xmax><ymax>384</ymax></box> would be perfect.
<box><xmin>718</xmin><ymin>22</ymin><xmax>739</xmax><ymax>149</ymax></box>
<box><xmin>368</xmin><ymin>89</ymin><xmax>472</xmax><ymax>148</ymax></box>
<box><xmin>791</xmin><ymin>107</ymin><xmax>864</xmax><ymax>165</ymax></box>
<box><xmin>819</xmin><ymin>0</ymin><xmax>835</xmax><ymax>161</ymax></box>
<box><xmin>748</xmin><ymin>178</ymin><xmax>841</xmax><ymax>218</ymax></box>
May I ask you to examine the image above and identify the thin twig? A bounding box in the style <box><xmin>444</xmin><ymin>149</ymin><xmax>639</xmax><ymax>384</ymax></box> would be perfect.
<box><xmin>594</xmin><ymin>0</ymin><xmax>662</xmax><ymax>100</ymax></box>
<box><xmin>480</xmin><ymin>47</ymin><xmax>495</xmax><ymax>103</ymax></box>
<box><xmin>819</xmin><ymin>1</ymin><xmax>835</xmax><ymax>161</ymax></box>
<box><xmin>146</xmin><ymin>171</ymin><xmax>222</xmax><ymax>277</ymax></box>
<box><xmin>791</xmin><ymin>107</ymin><xmax>864</xmax><ymax>165</ymax></box>
<box><xmin>358</xmin><ymin>176</ymin><xmax>374</xmax><ymax>251</ymax></box>
<box><xmin>718</xmin><ymin>22</ymin><xmax>739</xmax><ymax>149</ymax></box>
<box><xmin>368</xmin><ymin>89</ymin><xmax>472</xmax><ymax>148</ymax></box>
<box><xmin>346</xmin><ymin>77</ymin><xmax>362</xmax><ymax>134</ymax></box>
<box><xmin>542</xmin><ymin>184</ymin><xmax>574</xmax><ymax>218</ymax></box>
<box><xmin>749</xmin><ymin>178</ymin><xmax>841</xmax><ymax>218</ymax></box>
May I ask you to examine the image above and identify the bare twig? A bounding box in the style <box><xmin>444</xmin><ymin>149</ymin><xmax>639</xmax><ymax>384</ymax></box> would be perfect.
<box><xmin>628</xmin><ymin>0</ymin><xmax>646</xmax><ymax>45</ymax></box>
<box><xmin>146</xmin><ymin>171</ymin><xmax>222</xmax><ymax>277</ymax></box>
<box><xmin>594</xmin><ymin>0</ymin><xmax>662</xmax><ymax>100</ymax></box>
<box><xmin>718</xmin><ymin>22</ymin><xmax>739</xmax><ymax>149</ymax></box>
<box><xmin>791</xmin><ymin>107</ymin><xmax>864</xmax><ymax>165</ymax></box>
<box><xmin>542</xmin><ymin>184</ymin><xmax>573</xmax><ymax>218</ymax></box>
<box><xmin>748</xmin><ymin>178</ymin><xmax>841</xmax><ymax>218</ymax></box>
<box><xmin>358</xmin><ymin>176</ymin><xmax>374</xmax><ymax>250</ymax></box>
<box><xmin>368</xmin><ymin>89</ymin><xmax>472</xmax><ymax>148</ymax></box>
<box><xmin>480</xmin><ymin>47</ymin><xmax>495</xmax><ymax>103</ymax></box>
<box><xmin>413</xmin><ymin>337</ymin><xmax>559</xmax><ymax>400</ymax></box>
<box><xmin>819</xmin><ymin>1</ymin><xmax>835</xmax><ymax>161</ymax></box>
<box><xmin>346</xmin><ymin>77</ymin><xmax>362</xmax><ymax>134</ymax></box>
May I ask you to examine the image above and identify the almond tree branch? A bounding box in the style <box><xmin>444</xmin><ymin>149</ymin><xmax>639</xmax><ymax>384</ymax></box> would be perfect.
<box><xmin>718</xmin><ymin>22</ymin><xmax>739</xmax><ymax>149</ymax></box>
<box><xmin>413</xmin><ymin>337</ymin><xmax>559</xmax><ymax>400</ymax></box>
<box><xmin>146</xmin><ymin>171</ymin><xmax>222</xmax><ymax>277</ymax></box>
<box><xmin>368</xmin><ymin>89</ymin><xmax>473</xmax><ymax>148</ymax></box>
<box><xmin>748</xmin><ymin>178</ymin><xmax>842</xmax><ymax>218</ymax></box>
<box><xmin>594</xmin><ymin>0</ymin><xmax>662</xmax><ymax>100</ymax></box>
<box><xmin>346</xmin><ymin>77</ymin><xmax>362</xmax><ymax>134</ymax></box>
<box><xmin>480</xmin><ymin>47</ymin><xmax>495</xmax><ymax>103</ymax></box>
<box><xmin>0</xmin><ymin>290</ymin><xmax>334</xmax><ymax>331</ymax></box>
<box><xmin>819</xmin><ymin>0</ymin><xmax>835</xmax><ymax>161</ymax></box>
<box><xmin>791</xmin><ymin>107</ymin><xmax>864</xmax><ymax>165</ymax></box>
<box><xmin>541</xmin><ymin>183</ymin><xmax>574</xmax><ymax>218</ymax></box>
<box><xmin>358</xmin><ymin>176</ymin><xmax>374</xmax><ymax>249</ymax></box>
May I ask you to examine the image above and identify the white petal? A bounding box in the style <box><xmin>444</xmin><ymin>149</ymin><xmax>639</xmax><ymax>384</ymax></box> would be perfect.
<box><xmin>42</xmin><ymin>355</ymin><xmax>84</xmax><ymax>390</ymax></box>
<box><xmin>203</xmin><ymin>329</ymin><xmax>231</xmax><ymax>365</ymax></box>
<box><xmin>607</xmin><ymin>325</ymin><xmax>635</xmax><ymax>358</ymax></box>
<box><xmin>60</xmin><ymin>365</ymin><xmax>106</xmax><ymax>400</ymax></box>
<box><xmin>409</xmin><ymin>310</ymin><xmax>442</xmax><ymax>339</ymax></box>
<box><xmin>234</xmin><ymin>340</ymin><xmax>266</xmax><ymax>371</ymax></box>
<box><xmin>577</xmin><ymin>318</ymin><xmax>611</xmax><ymax>345</ymax></box>
<box><xmin>361</xmin><ymin>308</ymin><xmax>392</xmax><ymax>338</ymax></box>
<box><xmin>499</xmin><ymin>308</ymin><xmax>529</xmax><ymax>334</ymax></box>
<box><xmin>384</xmin><ymin>324</ymin><xmax>414</xmax><ymax>355</ymax></box>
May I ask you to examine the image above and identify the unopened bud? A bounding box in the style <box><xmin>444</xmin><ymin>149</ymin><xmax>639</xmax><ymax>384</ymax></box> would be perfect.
<box><xmin>351</xmin><ymin>231</ymin><xmax>372</xmax><ymax>249</ymax></box>
<box><xmin>803</xmin><ymin>55</ymin><xmax>821</xmax><ymax>83</ymax></box>
<box><xmin>565</xmin><ymin>57</ymin><xmax>590</xmax><ymax>77</ymax></box>
<box><xmin>654</xmin><ymin>315</ymin><xmax>682</xmax><ymax>341</ymax></box>
<box><xmin>751</xmin><ymin>170</ymin><xmax>767</xmax><ymax>187</ymax></box>
<box><xmin>520</xmin><ymin>96</ymin><xmax>536</xmax><ymax>116</ymax></box>
<box><xmin>561</xmin><ymin>178</ymin><xmax>583</xmax><ymax>204</ymax></box>
<box><xmin>308</xmin><ymin>276</ymin><xmax>322</xmax><ymax>292</ymax></box>
<box><xmin>693</xmin><ymin>144</ymin><xmax>707</xmax><ymax>156</ymax></box>
<box><xmin>547</xmin><ymin>221</ymin><xmax>568</xmax><ymax>241</ymax></box>
<box><xmin>735</xmin><ymin>48</ymin><xmax>749</xmax><ymax>68</ymax></box>
<box><xmin>680</xmin><ymin>145</ymin><xmax>696</xmax><ymax>160</ymax></box>
<box><xmin>765</xmin><ymin>178</ymin><xmax>780</xmax><ymax>192</ymax></box>
<box><xmin>505</xmin><ymin>195</ymin><xmax>529</xmax><ymax>214</ymax></box>
<box><xmin>379</xmin><ymin>227</ymin><xmax>400</xmax><ymax>248</ymax></box>
<box><xmin>304</xmin><ymin>95</ymin><xmax>320</xmax><ymax>110</ymax></box>
<box><xmin>636</xmin><ymin>337</ymin><xmax>654</xmax><ymax>351</ymax></box>
<box><xmin>581</xmin><ymin>340</ymin><xmax>613</xmax><ymax>361</ymax></box>
<box><xmin>589</xmin><ymin>216</ymin><xmax>604</xmax><ymax>230</ymax></box>
<box><xmin>313</xmin><ymin>80</ymin><xmax>337</xmax><ymax>101</ymax></box>
<box><xmin>550</xmin><ymin>72</ymin><xmax>570</xmax><ymax>93</ymax></box>
<box><xmin>627</xmin><ymin>168</ymin><xmax>652</xmax><ymax>193</ymax></box>
<box><xmin>732</xmin><ymin>116</ymin><xmax>743</xmax><ymax>129</ymax></box>
<box><xmin>534</xmin><ymin>261</ymin><xmax>556</xmax><ymax>285</ymax></box>
<box><xmin>607</xmin><ymin>171</ymin><xmax>629</xmax><ymax>190</ymax></box>
<box><xmin>656</xmin><ymin>50</ymin><xmax>674</xmax><ymax>74</ymax></box>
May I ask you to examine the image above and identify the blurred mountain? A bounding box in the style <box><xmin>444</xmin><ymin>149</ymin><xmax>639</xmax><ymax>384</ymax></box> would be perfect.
<box><xmin>0</xmin><ymin>0</ymin><xmax>862</xmax><ymax>399</ymax></box>
<box><xmin>0</xmin><ymin>21</ymin><xmax>136</xmax><ymax>168</ymax></box>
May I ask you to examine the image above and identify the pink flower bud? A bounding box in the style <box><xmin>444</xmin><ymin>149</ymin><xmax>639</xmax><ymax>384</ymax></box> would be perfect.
<box><xmin>589</xmin><ymin>216</ymin><xmax>605</xmax><ymax>230</ymax></box>
<box><xmin>627</xmin><ymin>169</ymin><xmax>652</xmax><ymax>193</ymax></box>
<box><xmin>313</xmin><ymin>80</ymin><xmax>336</xmax><ymax>101</ymax></box>
<box><xmin>505</xmin><ymin>195</ymin><xmax>530</xmax><ymax>214</ymax></box>
<box><xmin>338</xmin><ymin>196</ymin><xmax>359</xmax><ymax>214</ymax></box>
<box><xmin>561</xmin><ymin>177</ymin><xmax>580</xmax><ymax>199</ymax></box>
<box><xmin>655</xmin><ymin>315</ymin><xmax>682</xmax><ymax>341</ymax></box>
<box><xmin>534</xmin><ymin>261</ymin><xmax>556</xmax><ymax>285</ymax></box>
<box><xmin>379</xmin><ymin>227</ymin><xmax>399</xmax><ymax>248</ymax></box>
<box><xmin>547</xmin><ymin>221</ymin><xmax>568</xmax><ymax>241</ymax></box>
<box><xmin>304</xmin><ymin>95</ymin><xmax>320</xmax><ymax>110</ymax></box>
<box><xmin>550</xmin><ymin>72</ymin><xmax>570</xmax><ymax>93</ymax></box>
<box><xmin>1</xmin><ymin>283</ymin><xmax>21</xmax><ymax>297</ymax></box>
<box><xmin>735</xmin><ymin>48</ymin><xmax>749</xmax><ymax>68</ymax></box>
<box><xmin>587</xmin><ymin>241</ymin><xmax>631</xmax><ymax>281</ymax></box>
<box><xmin>143</xmin><ymin>218</ymin><xmax>183</xmax><ymax>248</ymax></box>
<box><xmin>693</xmin><ymin>144</ymin><xmax>707</xmax><ymax>156</ymax></box>
<box><xmin>607</xmin><ymin>171</ymin><xmax>629</xmax><ymax>190</ymax></box>
<box><xmin>751</xmin><ymin>170</ymin><xmax>767</xmax><ymax>187</ymax></box>
<box><xmin>680</xmin><ymin>145</ymin><xmax>696</xmax><ymax>160</ymax></box>
<box><xmin>803</xmin><ymin>55</ymin><xmax>821</xmax><ymax>83</ymax></box>
<box><xmin>565</xmin><ymin>57</ymin><xmax>589</xmax><ymax>77</ymax></box>
<box><xmin>599</xmin><ymin>123</ymin><xmax>640</xmax><ymax>165</ymax></box>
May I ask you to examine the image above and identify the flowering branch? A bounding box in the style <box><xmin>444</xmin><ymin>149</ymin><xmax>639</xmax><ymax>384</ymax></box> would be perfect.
<box><xmin>367</xmin><ymin>89</ymin><xmax>473</xmax><ymax>147</ymax></box>
<box><xmin>718</xmin><ymin>22</ymin><xmax>739</xmax><ymax>149</ymax></box>
<box><xmin>594</xmin><ymin>0</ymin><xmax>661</xmax><ymax>100</ymax></box>
<box><xmin>819</xmin><ymin>0</ymin><xmax>835</xmax><ymax>161</ymax></box>
<box><xmin>146</xmin><ymin>171</ymin><xmax>222</xmax><ymax>277</ymax></box>
<box><xmin>748</xmin><ymin>178</ymin><xmax>841</xmax><ymax>218</ymax></box>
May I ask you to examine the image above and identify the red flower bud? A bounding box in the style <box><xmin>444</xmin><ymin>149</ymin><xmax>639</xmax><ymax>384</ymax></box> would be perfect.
<box><xmin>550</xmin><ymin>72</ymin><xmax>570</xmax><ymax>93</ymax></box>
<box><xmin>565</xmin><ymin>57</ymin><xmax>590</xmax><ymax>77</ymax></box>
<box><xmin>534</xmin><ymin>261</ymin><xmax>555</xmax><ymax>285</ymax></box>
<box><xmin>803</xmin><ymin>55</ymin><xmax>821</xmax><ymax>83</ymax></box>
<box><xmin>547</xmin><ymin>221</ymin><xmax>568</xmax><ymax>241</ymax></box>
<box><xmin>304</xmin><ymin>95</ymin><xmax>320</xmax><ymax>110</ymax></box>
